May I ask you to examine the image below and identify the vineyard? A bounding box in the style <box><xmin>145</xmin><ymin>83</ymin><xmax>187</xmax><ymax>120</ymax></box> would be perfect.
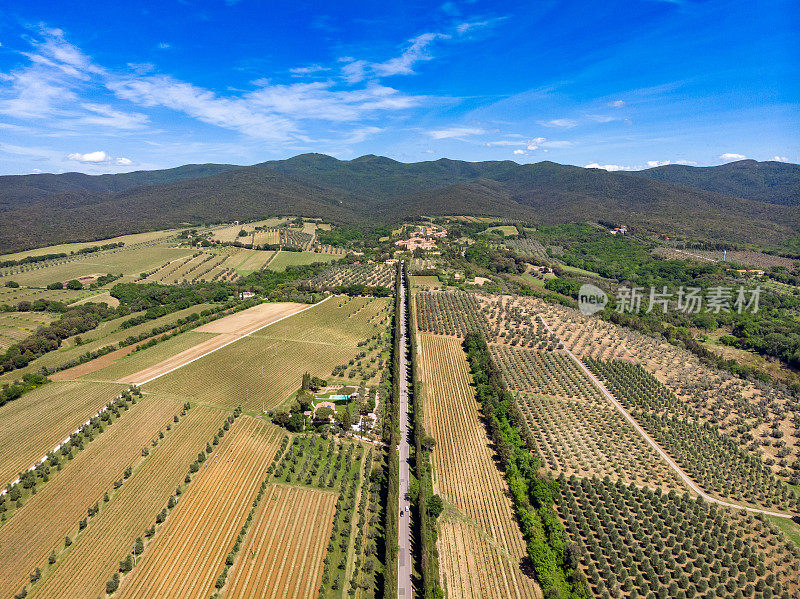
<box><xmin>415</xmin><ymin>291</ymin><xmax>489</xmax><ymax>337</ymax></box>
<box><xmin>586</xmin><ymin>357</ymin><xmax>800</xmax><ymax>511</ymax></box>
<box><xmin>0</xmin><ymin>394</ymin><xmax>181</xmax><ymax>598</ymax></box>
<box><xmin>262</xmin><ymin>435</ymin><xmax>372</xmax><ymax>598</ymax></box>
<box><xmin>307</xmin><ymin>263</ymin><xmax>397</xmax><ymax>290</ymax></box>
<box><xmin>0</xmin><ymin>380</ymin><xmax>126</xmax><ymax>487</ymax></box>
<box><xmin>116</xmin><ymin>417</ymin><xmax>283</xmax><ymax>599</ymax></box>
<box><xmin>559</xmin><ymin>475</ymin><xmax>800</xmax><ymax>599</ymax></box>
<box><xmin>142</xmin><ymin>251</ymin><xmax>239</xmax><ymax>284</ymax></box>
<box><xmin>146</xmin><ymin>337</ymin><xmax>356</xmax><ymax>411</ymax></box>
<box><xmin>222</xmin><ymin>484</ymin><xmax>337</xmax><ymax>598</ymax></box>
<box><xmin>505</xmin><ymin>236</ymin><xmax>551</xmax><ymax>261</ymax></box>
<box><xmin>28</xmin><ymin>404</ymin><xmax>227</xmax><ymax>599</ymax></box>
<box><xmin>417</xmin><ymin>333</ymin><xmax>540</xmax><ymax>599</ymax></box>
<box><xmin>259</xmin><ymin>296</ymin><xmax>391</xmax><ymax>347</ymax></box>
<box><xmin>142</xmin><ymin>297</ymin><xmax>390</xmax><ymax>411</ymax></box>
<box><xmin>0</xmin><ymin>242</ymin><xmax>193</xmax><ymax>288</ymax></box>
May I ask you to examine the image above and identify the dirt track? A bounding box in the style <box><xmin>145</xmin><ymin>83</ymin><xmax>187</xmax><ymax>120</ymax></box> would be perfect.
<box><xmin>118</xmin><ymin>301</ymin><xmax>318</xmax><ymax>386</ymax></box>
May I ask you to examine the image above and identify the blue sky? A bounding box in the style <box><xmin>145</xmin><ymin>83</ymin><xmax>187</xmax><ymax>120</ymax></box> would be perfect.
<box><xmin>0</xmin><ymin>0</ymin><xmax>797</xmax><ymax>175</ymax></box>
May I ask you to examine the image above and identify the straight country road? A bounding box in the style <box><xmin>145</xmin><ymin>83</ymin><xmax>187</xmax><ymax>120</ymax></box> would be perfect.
<box><xmin>540</xmin><ymin>315</ymin><xmax>796</xmax><ymax>519</ymax></box>
<box><xmin>397</xmin><ymin>263</ymin><xmax>413</xmax><ymax>598</ymax></box>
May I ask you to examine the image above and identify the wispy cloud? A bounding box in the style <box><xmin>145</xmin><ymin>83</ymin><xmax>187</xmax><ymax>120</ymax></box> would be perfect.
<box><xmin>538</xmin><ymin>118</ymin><xmax>578</xmax><ymax>128</ymax></box>
<box><xmin>719</xmin><ymin>152</ymin><xmax>746</xmax><ymax>161</ymax></box>
<box><xmin>608</xmin><ymin>100</ymin><xmax>625</xmax><ymax>108</ymax></box>
<box><xmin>289</xmin><ymin>64</ymin><xmax>329</xmax><ymax>76</ymax></box>
<box><xmin>0</xmin><ymin>27</ymin><xmax>428</xmax><ymax>145</ymax></box>
<box><xmin>427</xmin><ymin>127</ymin><xmax>484</xmax><ymax>139</ymax></box>
<box><xmin>341</xmin><ymin>33</ymin><xmax>449</xmax><ymax>83</ymax></box>
<box><xmin>455</xmin><ymin>17</ymin><xmax>506</xmax><ymax>35</ymax></box>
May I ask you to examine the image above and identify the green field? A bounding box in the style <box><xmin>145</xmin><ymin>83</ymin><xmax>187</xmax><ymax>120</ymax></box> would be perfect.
<box><xmin>267</xmin><ymin>250</ymin><xmax>340</xmax><ymax>271</ymax></box>
<box><xmin>0</xmin><ymin>244</ymin><xmax>196</xmax><ymax>288</ymax></box>
<box><xmin>143</xmin><ymin>296</ymin><xmax>391</xmax><ymax>412</ymax></box>
<box><xmin>0</xmin><ymin>303</ymin><xmax>216</xmax><ymax>382</ymax></box>
<box><xmin>482</xmin><ymin>225</ymin><xmax>518</xmax><ymax>237</ymax></box>
<box><xmin>0</xmin><ymin>311</ymin><xmax>56</xmax><ymax>350</ymax></box>
<box><xmin>0</xmin><ymin>230</ymin><xmax>179</xmax><ymax>262</ymax></box>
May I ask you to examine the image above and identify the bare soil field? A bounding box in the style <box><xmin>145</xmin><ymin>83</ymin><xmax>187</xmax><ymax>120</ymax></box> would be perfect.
<box><xmin>195</xmin><ymin>301</ymin><xmax>307</xmax><ymax>335</ymax></box>
<box><xmin>51</xmin><ymin>342</ymin><xmax>143</xmax><ymax>380</ymax></box>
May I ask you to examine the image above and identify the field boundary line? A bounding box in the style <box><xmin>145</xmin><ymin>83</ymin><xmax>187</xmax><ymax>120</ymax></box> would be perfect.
<box><xmin>132</xmin><ymin>295</ymin><xmax>333</xmax><ymax>386</ymax></box>
<box><xmin>538</xmin><ymin>315</ymin><xmax>796</xmax><ymax>519</ymax></box>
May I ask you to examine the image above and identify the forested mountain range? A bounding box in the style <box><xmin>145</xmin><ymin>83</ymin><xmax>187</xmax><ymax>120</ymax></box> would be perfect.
<box><xmin>1</xmin><ymin>155</ymin><xmax>797</xmax><ymax>252</ymax></box>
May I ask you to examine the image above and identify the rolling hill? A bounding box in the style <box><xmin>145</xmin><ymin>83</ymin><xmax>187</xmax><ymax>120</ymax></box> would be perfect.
<box><xmin>629</xmin><ymin>159</ymin><xmax>800</xmax><ymax>206</ymax></box>
<box><xmin>0</xmin><ymin>155</ymin><xmax>798</xmax><ymax>253</ymax></box>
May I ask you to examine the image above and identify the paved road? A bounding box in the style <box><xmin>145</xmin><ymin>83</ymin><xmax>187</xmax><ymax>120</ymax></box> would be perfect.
<box><xmin>397</xmin><ymin>263</ymin><xmax>413</xmax><ymax>598</ymax></box>
<box><xmin>539</xmin><ymin>315</ymin><xmax>796</xmax><ymax>519</ymax></box>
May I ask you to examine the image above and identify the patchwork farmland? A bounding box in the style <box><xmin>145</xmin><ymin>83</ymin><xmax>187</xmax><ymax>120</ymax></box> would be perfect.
<box><xmin>2</xmin><ymin>214</ymin><xmax>799</xmax><ymax>599</ymax></box>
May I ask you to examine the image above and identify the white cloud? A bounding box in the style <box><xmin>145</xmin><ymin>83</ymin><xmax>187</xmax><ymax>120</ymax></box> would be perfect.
<box><xmin>67</xmin><ymin>150</ymin><xmax>133</xmax><ymax>165</ymax></box>
<box><xmin>608</xmin><ymin>100</ymin><xmax>625</xmax><ymax>108</ymax></box>
<box><xmin>772</xmin><ymin>155</ymin><xmax>788</xmax><ymax>162</ymax></box>
<box><xmin>485</xmin><ymin>140</ymin><xmax>525</xmax><ymax>147</ymax></box>
<box><xmin>719</xmin><ymin>152</ymin><xmax>747</xmax><ymax>161</ymax></box>
<box><xmin>67</xmin><ymin>150</ymin><xmax>110</xmax><ymax>163</ymax></box>
<box><xmin>455</xmin><ymin>18</ymin><xmax>505</xmax><ymax>35</ymax></box>
<box><xmin>428</xmin><ymin>127</ymin><xmax>484</xmax><ymax>139</ymax></box>
<box><xmin>513</xmin><ymin>149</ymin><xmax>525</xmax><ymax>155</ymax></box>
<box><xmin>341</xmin><ymin>126</ymin><xmax>382</xmax><ymax>144</ymax></box>
<box><xmin>538</xmin><ymin>118</ymin><xmax>577</xmax><ymax>128</ymax></box>
<box><xmin>485</xmin><ymin>136</ymin><xmax>570</xmax><ymax>151</ymax></box>
<box><xmin>646</xmin><ymin>159</ymin><xmax>697</xmax><ymax>167</ymax></box>
<box><xmin>158</xmin><ymin>42</ymin><xmax>171</xmax><ymax>50</ymax></box>
<box><xmin>541</xmin><ymin>140</ymin><xmax>572</xmax><ymax>148</ymax></box>
<box><xmin>79</xmin><ymin>103</ymin><xmax>149</xmax><ymax>129</ymax></box>
<box><xmin>585</xmin><ymin>162</ymin><xmax>634</xmax><ymax>172</ymax></box>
